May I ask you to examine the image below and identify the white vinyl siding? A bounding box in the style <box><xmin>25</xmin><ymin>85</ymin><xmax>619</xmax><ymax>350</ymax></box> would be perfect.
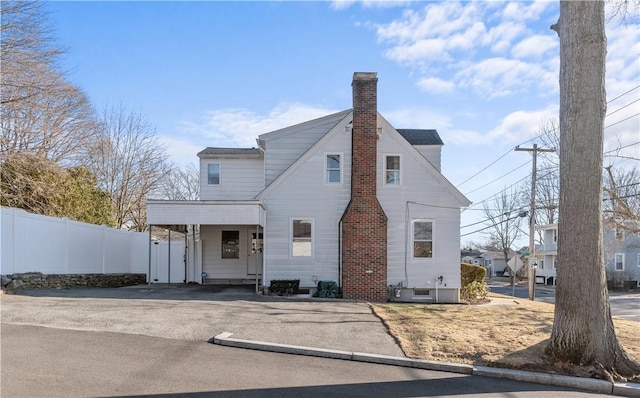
<box><xmin>260</xmin><ymin>125</ymin><xmax>351</xmax><ymax>287</ymax></box>
<box><xmin>200</xmin><ymin>158</ymin><xmax>264</xmax><ymax>200</ymax></box>
<box><xmin>377</xmin><ymin>120</ymin><xmax>464</xmax><ymax>289</ymax></box>
<box><xmin>260</xmin><ymin>111</ymin><xmax>350</xmax><ymax>186</ymax></box>
<box><xmin>201</xmin><ymin>226</ymin><xmax>252</xmax><ymax>279</ymax></box>
<box><xmin>412</xmin><ymin>145</ymin><xmax>442</xmax><ymax>171</ymax></box>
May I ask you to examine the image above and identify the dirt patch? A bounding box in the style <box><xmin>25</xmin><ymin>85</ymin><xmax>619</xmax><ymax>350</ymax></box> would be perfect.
<box><xmin>371</xmin><ymin>293</ymin><xmax>640</xmax><ymax>381</ymax></box>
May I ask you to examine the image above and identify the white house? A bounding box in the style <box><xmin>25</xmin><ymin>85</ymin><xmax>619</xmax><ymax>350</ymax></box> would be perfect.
<box><xmin>536</xmin><ymin>221</ymin><xmax>639</xmax><ymax>289</ymax></box>
<box><xmin>147</xmin><ymin>72</ymin><xmax>471</xmax><ymax>302</ymax></box>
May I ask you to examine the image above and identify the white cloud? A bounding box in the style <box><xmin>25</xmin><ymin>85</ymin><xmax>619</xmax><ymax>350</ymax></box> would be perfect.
<box><xmin>455</xmin><ymin>57</ymin><xmax>556</xmax><ymax>98</ymax></box>
<box><xmin>511</xmin><ymin>34</ymin><xmax>557</xmax><ymax>60</ymax></box>
<box><xmin>501</xmin><ymin>0</ymin><xmax>554</xmax><ymax>23</ymax></box>
<box><xmin>383</xmin><ymin>106</ymin><xmax>452</xmax><ymax>131</ymax></box>
<box><xmin>487</xmin><ymin>104</ymin><xmax>559</xmax><ymax>143</ymax></box>
<box><xmin>179</xmin><ymin>103</ymin><xmax>340</xmax><ymax>149</ymax></box>
<box><xmin>417</xmin><ymin>77</ymin><xmax>455</xmax><ymax>94</ymax></box>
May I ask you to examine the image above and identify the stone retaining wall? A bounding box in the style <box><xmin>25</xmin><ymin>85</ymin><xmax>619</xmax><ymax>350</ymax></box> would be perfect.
<box><xmin>1</xmin><ymin>272</ymin><xmax>147</xmax><ymax>292</ymax></box>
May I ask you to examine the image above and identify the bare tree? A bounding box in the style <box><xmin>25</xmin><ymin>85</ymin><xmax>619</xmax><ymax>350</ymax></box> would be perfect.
<box><xmin>1</xmin><ymin>1</ymin><xmax>98</xmax><ymax>165</ymax></box>
<box><xmin>87</xmin><ymin>105</ymin><xmax>171</xmax><ymax>231</ymax></box>
<box><xmin>482</xmin><ymin>189</ymin><xmax>526</xmax><ymax>283</ymax></box>
<box><xmin>1</xmin><ymin>1</ymin><xmax>60</xmax><ymax>106</ymax></box>
<box><xmin>155</xmin><ymin>163</ymin><xmax>200</xmax><ymax>201</ymax></box>
<box><xmin>547</xmin><ymin>0</ymin><xmax>640</xmax><ymax>379</ymax></box>
<box><xmin>604</xmin><ymin>166</ymin><xmax>640</xmax><ymax>234</ymax></box>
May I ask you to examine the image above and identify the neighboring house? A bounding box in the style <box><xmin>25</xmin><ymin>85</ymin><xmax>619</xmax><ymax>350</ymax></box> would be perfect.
<box><xmin>536</xmin><ymin>223</ymin><xmax>558</xmax><ymax>285</ymax></box>
<box><xmin>603</xmin><ymin>220</ymin><xmax>640</xmax><ymax>289</ymax></box>
<box><xmin>536</xmin><ymin>222</ymin><xmax>639</xmax><ymax>288</ymax></box>
<box><xmin>147</xmin><ymin>72</ymin><xmax>471</xmax><ymax>302</ymax></box>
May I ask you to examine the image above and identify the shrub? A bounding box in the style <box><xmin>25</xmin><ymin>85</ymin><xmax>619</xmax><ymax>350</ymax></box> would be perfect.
<box><xmin>461</xmin><ymin>280</ymin><xmax>489</xmax><ymax>303</ymax></box>
<box><xmin>460</xmin><ymin>262</ymin><xmax>486</xmax><ymax>287</ymax></box>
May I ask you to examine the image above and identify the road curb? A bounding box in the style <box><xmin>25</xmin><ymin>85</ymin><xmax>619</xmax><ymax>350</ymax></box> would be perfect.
<box><xmin>211</xmin><ymin>332</ymin><xmax>640</xmax><ymax>397</ymax></box>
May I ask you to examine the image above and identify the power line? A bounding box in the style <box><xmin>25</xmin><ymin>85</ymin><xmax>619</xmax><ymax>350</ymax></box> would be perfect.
<box><xmin>604</xmin><ymin>112</ymin><xmax>640</xmax><ymax>130</ymax></box>
<box><xmin>463</xmin><ymin>160</ymin><xmax>531</xmax><ymax>196</ymax></box>
<box><xmin>455</xmin><ymin>134</ymin><xmax>546</xmax><ymax>188</ymax></box>
<box><xmin>606</xmin><ymin>98</ymin><xmax>640</xmax><ymax>117</ymax></box>
<box><xmin>607</xmin><ymin>85</ymin><xmax>640</xmax><ymax>104</ymax></box>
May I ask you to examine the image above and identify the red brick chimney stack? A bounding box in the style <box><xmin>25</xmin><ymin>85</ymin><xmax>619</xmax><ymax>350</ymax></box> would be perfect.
<box><xmin>341</xmin><ymin>72</ymin><xmax>388</xmax><ymax>302</ymax></box>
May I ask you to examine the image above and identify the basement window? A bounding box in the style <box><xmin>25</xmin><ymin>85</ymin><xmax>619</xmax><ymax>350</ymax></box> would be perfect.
<box><xmin>413</xmin><ymin>288</ymin><xmax>431</xmax><ymax>297</ymax></box>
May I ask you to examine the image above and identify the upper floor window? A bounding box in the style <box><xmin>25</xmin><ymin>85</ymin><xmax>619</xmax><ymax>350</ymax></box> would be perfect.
<box><xmin>552</xmin><ymin>229</ymin><xmax>558</xmax><ymax>243</ymax></box>
<box><xmin>615</xmin><ymin>226</ymin><xmax>624</xmax><ymax>240</ymax></box>
<box><xmin>326</xmin><ymin>154</ymin><xmax>341</xmax><ymax>183</ymax></box>
<box><xmin>292</xmin><ymin>219</ymin><xmax>312</xmax><ymax>258</ymax></box>
<box><xmin>385</xmin><ymin>155</ymin><xmax>400</xmax><ymax>185</ymax></box>
<box><xmin>208</xmin><ymin>164</ymin><xmax>220</xmax><ymax>185</ymax></box>
<box><xmin>412</xmin><ymin>220</ymin><xmax>433</xmax><ymax>258</ymax></box>
<box><xmin>637</xmin><ymin>253</ymin><xmax>640</xmax><ymax>268</ymax></box>
<box><xmin>615</xmin><ymin>253</ymin><xmax>625</xmax><ymax>271</ymax></box>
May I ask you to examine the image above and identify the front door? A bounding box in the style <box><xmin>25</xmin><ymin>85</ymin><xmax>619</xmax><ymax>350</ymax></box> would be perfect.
<box><xmin>247</xmin><ymin>232</ymin><xmax>263</xmax><ymax>276</ymax></box>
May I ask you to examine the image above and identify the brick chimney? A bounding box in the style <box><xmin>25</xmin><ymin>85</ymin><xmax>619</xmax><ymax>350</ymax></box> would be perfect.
<box><xmin>340</xmin><ymin>72</ymin><xmax>388</xmax><ymax>302</ymax></box>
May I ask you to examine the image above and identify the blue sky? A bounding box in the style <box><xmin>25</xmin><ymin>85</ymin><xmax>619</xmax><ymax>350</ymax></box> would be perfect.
<box><xmin>48</xmin><ymin>1</ymin><xmax>639</xmax><ymax>247</ymax></box>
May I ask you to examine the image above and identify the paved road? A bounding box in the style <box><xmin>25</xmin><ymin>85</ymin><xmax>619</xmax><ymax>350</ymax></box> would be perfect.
<box><xmin>0</xmin><ymin>285</ymin><xmax>403</xmax><ymax>356</ymax></box>
<box><xmin>0</xmin><ymin>324</ymin><xmax>610</xmax><ymax>398</ymax></box>
<box><xmin>488</xmin><ymin>283</ymin><xmax>640</xmax><ymax>322</ymax></box>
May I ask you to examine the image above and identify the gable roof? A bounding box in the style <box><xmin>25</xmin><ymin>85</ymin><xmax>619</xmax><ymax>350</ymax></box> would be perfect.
<box><xmin>397</xmin><ymin>129</ymin><xmax>443</xmax><ymax>146</ymax></box>
<box><xmin>198</xmin><ymin>147</ymin><xmax>263</xmax><ymax>159</ymax></box>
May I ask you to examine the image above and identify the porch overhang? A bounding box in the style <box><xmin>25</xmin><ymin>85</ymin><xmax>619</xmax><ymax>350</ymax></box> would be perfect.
<box><xmin>147</xmin><ymin>200</ymin><xmax>266</xmax><ymax>226</ymax></box>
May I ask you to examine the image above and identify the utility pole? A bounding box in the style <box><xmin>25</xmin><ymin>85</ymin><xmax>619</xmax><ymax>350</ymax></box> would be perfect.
<box><xmin>515</xmin><ymin>143</ymin><xmax>555</xmax><ymax>301</ymax></box>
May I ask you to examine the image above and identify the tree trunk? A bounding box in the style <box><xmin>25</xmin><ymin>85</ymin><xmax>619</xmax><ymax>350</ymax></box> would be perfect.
<box><xmin>547</xmin><ymin>0</ymin><xmax>640</xmax><ymax>380</ymax></box>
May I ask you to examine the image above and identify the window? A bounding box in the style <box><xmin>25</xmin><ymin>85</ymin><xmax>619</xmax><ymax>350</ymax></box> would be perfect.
<box><xmin>552</xmin><ymin>229</ymin><xmax>558</xmax><ymax>243</ymax></box>
<box><xmin>637</xmin><ymin>253</ymin><xmax>640</xmax><ymax>267</ymax></box>
<box><xmin>292</xmin><ymin>219</ymin><xmax>312</xmax><ymax>257</ymax></box>
<box><xmin>221</xmin><ymin>231</ymin><xmax>239</xmax><ymax>259</ymax></box>
<box><xmin>538</xmin><ymin>260</ymin><xmax>544</xmax><ymax>270</ymax></box>
<box><xmin>615</xmin><ymin>253</ymin><xmax>624</xmax><ymax>271</ymax></box>
<box><xmin>208</xmin><ymin>164</ymin><xmax>220</xmax><ymax>185</ymax></box>
<box><xmin>326</xmin><ymin>154</ymin><xmax>341</xmax><ymax>183</ymax></box>
<box><xmin>553</xmin><ymin>258</ymin><xmax>558</xmax><ymax>269</ymax></box>
<box><xmin>385</xmin><ymin>155</ymin><xmax>400</xmax><ymax>185</ymax></box>
<box><xmin>413</xmin><ymin>220</ymin><xmax>433</xmax><ymax>258</ymax></box>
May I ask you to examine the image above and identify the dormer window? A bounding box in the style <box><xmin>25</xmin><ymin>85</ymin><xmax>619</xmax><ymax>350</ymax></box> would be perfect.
<box><xmin>208</xmin><ymin>164</ymin><xmax>220</xmax><ymax>185</ymax></box>
<box><xmin>385</xmin><ymin>155</ymin><xmax>401</xmax><ymax>185</ymax></box>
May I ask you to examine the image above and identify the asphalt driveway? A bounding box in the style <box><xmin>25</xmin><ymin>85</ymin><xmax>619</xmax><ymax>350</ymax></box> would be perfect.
<box><xmin>0</xmin><ymin>284</ymin><xmax>404</xmax><ymax>357</ymax></box>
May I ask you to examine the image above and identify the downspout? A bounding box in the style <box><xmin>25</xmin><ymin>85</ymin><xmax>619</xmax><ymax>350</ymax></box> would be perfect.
<box><xmin>255</xmin><ymin>224</ymin><xmax>259</xmax><ymax>294</ymax></box>
<box><xmin>168</xmin><ymin>229</ymin><xmax>171</xmax><ymax>285</ymax></box>
<box><xmin>338</xmin><ymin>220</ymin><xmax>343</xmax><ymax>289</ymax></box>
<box><xmin>148</xmin><ymin>226</ymin><xmax>152</xmax><ymax>286</ymax></box>
<box><xmin>184</xmin><ymin>230</ymin><xmax>188</xmax><ymax>284</ymax></box>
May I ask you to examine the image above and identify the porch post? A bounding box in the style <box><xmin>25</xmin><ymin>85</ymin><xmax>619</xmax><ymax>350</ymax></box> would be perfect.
<box><xmin>256</xmin><ymin>224</ymin><xmax>259</xmax><ymax>293</ymax></box>
<box><xmin>168</xmin><ymin>229</ymin><xmax>171</xmax><ymax>285</ymax></box>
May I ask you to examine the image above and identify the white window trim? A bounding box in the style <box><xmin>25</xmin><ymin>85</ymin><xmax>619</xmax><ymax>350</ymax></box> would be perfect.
<box><xmin>290</xmin><ymin>217</ymin><xmax>314</xmax><ymax>259</ymax></box>
<box><xmin>384</xmin><ymin>154</ymin><xmax>402</xmax><ymax>187</ymax></box>
<box><xmin>614</xmin><ymin>253</ymin><xmax>625</xmax><ymax>271</ymax></box>
<box><xmin>207</xmin><ymin>163</ymin><xmax>221</xmax><ymax>185</ymax></box>
<box><xmin>324</xmin><ymin>153</ymin><xmax>343</xmax><ymax>184</ymax></box>
<box><xmin>411</xmin><ymin>219</ymin><xmax>434</xmax><ymax>260</ymax></box>
<box><xmin>637</xmin><ymin>253</ymin><xmax>640</xmax><ymax>267</ymax></box>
